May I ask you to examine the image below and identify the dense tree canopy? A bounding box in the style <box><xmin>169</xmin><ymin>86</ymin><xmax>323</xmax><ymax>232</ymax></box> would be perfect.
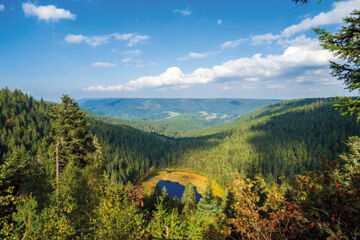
<box><xmin>315</xmin><ymin>10</ymin><xmax>360</xmax><ymax>119</ymax></box>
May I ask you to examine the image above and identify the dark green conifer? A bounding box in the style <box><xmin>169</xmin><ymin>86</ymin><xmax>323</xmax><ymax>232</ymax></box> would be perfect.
<box><xmin>181</xmin><ymin>183</ymin><xmax>196</xmax><ymax>214</ymax></box>
<box><xmin>197</xmin><ymin>183</ymin><xmax>220</xmax><ymax>217</ymax></box>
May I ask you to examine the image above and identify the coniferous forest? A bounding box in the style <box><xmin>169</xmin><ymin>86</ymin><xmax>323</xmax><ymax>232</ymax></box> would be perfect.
<box><xmin>1</xmin><ymin>2</ymin><xmax>360</xmax><ymax>240</ymax></box>
<box><xmin>1</xmin><ymin>85</ymin><xmax>360</xmax><ymax>239</ymax></box>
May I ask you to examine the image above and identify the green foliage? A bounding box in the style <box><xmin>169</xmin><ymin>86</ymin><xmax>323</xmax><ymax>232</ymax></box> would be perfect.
<box><xmin>2</xmin><ymin>87</ymin><xmax>360</xmax><ymax>239</ymax></box>
<box><xmin>287</xmin><ymin>136</ymin><xmax>360</xmax><ymax>239</ymax></box>
<box><xmin>81</xmin><ymin>98</ymin><xmax>280</xmax><ymax>137</ymax></box>
<box><xmin>0</xmin><ymin>186</ymin><xmax>17</xmax><ymax>239</ymax></box>
<box><xmin>149</xmin><ymin>201</ymin><xmax>208</xmax><ymax>239</ymax></box>
<box><xmin>173</xmin><ymin>98</ymin><xmax>360</xmax><ymax>185</ymax></box>
<box><xmin>87</xmin><ymin>117</ymin><xmax>174</xmax><ymax>184</ymax></box>
<box><xmin>39</xmin><ymin>197</ymin><xmax>77</xmax><ymax>239</ymax></box>
<box><xmin>48</xmin><ymin>94</ymin><xmax>94</xmax><ymax>168</ymax></box>
<box><xmin>314</xmin><ymin>10</ymin><xmax>360</xmax><ymax>119</ymax></box>
<box><xmin>221</xmin><ymin>188</ymin><xmax>234</xmax><ymax>217</ymax></box>
<box><xmin>90</xmin><ymin>179</ymin><xmax>148</xmax><ymax>239</ymax></box>
<box><xmin>13</xmin><ymin>194</ymin><xmax>42</xmax><ymax>239</ymax></box>
<box><xmin>182</xmin><ymin>183</ymin><xmax>197</xmax><ymax>214</ymax></box>
<box><xmin>227</xmin><ymin>176</ymin><xmax>306</xmax><ymax>240</ymax></box>
<box><xmin>197</xmin><ymin>183</ymin><xmax>221</xmax><ymax>217</ymax></box>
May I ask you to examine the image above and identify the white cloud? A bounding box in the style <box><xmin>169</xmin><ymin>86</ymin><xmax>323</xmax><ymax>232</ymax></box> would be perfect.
<box><xmin>127</xmin><ymin>34</ymin><xmax>150</xmax><ymax>47</ymax></box>
<box><xmin>189</xmin><ymin>52</ymin><xmax>209</xmax><ymax>58</ymax></box>
<box><xmin>251</xmin><ymin>33</ymin><xmax>281</xmax><ymax>45</ymax></box>
<box><xmin>85</xmin><ymin>37</ymin><xmax>334</xmax><ymax>91</ymax></box>
<box><xmin>22</xmin><ymin>3</ymin><xmax>76</xmax><ymax>22</ymax></box>
<box><xmin>174</xmin><ymin>8</ymin><xmax>192</xmax><ymax>16</ymax></box>
<box><xmin>276</xmin><ymin>34</ymin><xmax>318</xmax><ymax>48</ymax></box>
<box><xmin>266</xmin><ymin>84</ymin><xmax>285</xmax><ymax>89</ymax></box>
<box><xmin>123</xmin><ymin>49</ymin><xmax>142</xmax><ymax>56</ymax></box>
<box><xmin>0</xmin><ymin>4</ymin><xmax>5</xmax><ymax>11</ymax></box>
<box><xmin>90</xmin><ymin>62</ymin><xmax>117</xmax><ymax>68</ymax></box>
<box><xmin>249</xmin><ymin>0</ymin><xmax>360</xmax><ymax>46</ymax></box>
<box><xmin>65</xmin><ymin>34</ymin><xmax>110</xmax><ymax>46</ymax></box>
<box><xmin>65</xmin><ymin>34</ymin><xmax>86</xmax><ymax>43</ymax></box>
<box><xmin>245</xmin><ymin>77</ymin><xmax>259</xmax><ymax>82</ymax></box>
<box><xmin>282</xmin><ymin>0</ymin><xmax>360</xmax><ymax>37</ymax></box>
<box><xmin>121</xmin><ymin>58</ymin><xmax>132</xmax><ymax>63</ymax></box>
<box><xmin>113</xmin><ymin>33</ymin><xmax>133</xmax><ymax>40</ymax></box>
<box><xmin>178</xmin><ymin>52</ymin><xmax>210</xmax><ymax>61</ymax></box>
<box><xmin>64</xmin><ymin>33</ymin><xmax>150</xmax><ymax>47</ymax></box>
<box><xmin>221</xmin><ymin>38</ymin><xmax>247</xmax><ymax>48</ymax></box>
<box><xmin>217</xmin><ymin>19</ymin><xmax>222</xmax><ymax>25</ymax></box>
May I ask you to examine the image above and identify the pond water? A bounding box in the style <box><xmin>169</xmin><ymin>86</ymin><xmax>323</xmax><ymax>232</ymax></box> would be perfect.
<box><xmin>156</xmin><ymin>180</ymin><xmax>202</xmax><ymax>202</ymax></box>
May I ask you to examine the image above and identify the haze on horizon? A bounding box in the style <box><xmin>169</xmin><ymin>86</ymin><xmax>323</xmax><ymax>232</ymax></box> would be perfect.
<box><xmin>1</xmin><ymin>0</ymin><xmax>360</xmax><ymax>101</ymax></box>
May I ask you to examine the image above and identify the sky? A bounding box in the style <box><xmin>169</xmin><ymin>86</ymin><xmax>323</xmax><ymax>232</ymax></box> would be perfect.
<box><xmin>1</xmin><ymin>0</ymin><xmax>360</xmax><ymax>101</ymax></box>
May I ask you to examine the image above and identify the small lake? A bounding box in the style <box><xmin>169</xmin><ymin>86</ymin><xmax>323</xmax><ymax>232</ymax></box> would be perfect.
<box><xmin>156</xmin><ymin>180</ymin><xmax>202</xmax><ymax>202</ymax></box>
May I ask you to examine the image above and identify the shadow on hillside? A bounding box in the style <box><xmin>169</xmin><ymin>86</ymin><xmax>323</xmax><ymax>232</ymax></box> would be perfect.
<box><xmin>245</xmin><ymin>104</ymin><xmax>360</xmax><ymax>179</ymax></box>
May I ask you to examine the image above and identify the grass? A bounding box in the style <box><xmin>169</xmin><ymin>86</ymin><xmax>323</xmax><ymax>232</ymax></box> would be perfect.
<box><xmin>140</xmin><ymin>168</ymin><xmax>223</xmax><ymax>197</ymax></box>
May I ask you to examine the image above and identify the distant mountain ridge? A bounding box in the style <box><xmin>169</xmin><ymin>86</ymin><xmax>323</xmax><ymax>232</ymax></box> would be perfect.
<box><xmin>78</xmin><ymin>98</ymin><xmax>281</xmax><ymax>122</ymax></box>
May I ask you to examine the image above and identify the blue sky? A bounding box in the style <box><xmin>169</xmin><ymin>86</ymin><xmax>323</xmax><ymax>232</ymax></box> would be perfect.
<box><xmin>1</xmin><ymin>0</ymin><xmax>360</xmax><ymax>101</ymax></box>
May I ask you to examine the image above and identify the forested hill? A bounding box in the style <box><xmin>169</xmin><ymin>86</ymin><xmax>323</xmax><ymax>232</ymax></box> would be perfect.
<box><xmin>79</xmin><ymin>98</ymin><xmax>280</xmax><ymax>137</ymax></box>
<box><xmin>0</xmin><ymin>88</ymin><xmax>173</xmax><ymax>186</ymax></box>
<box><xmin>2</xmin><ymin>88</ymin><xmax>359</xmax><ymax>188</ymax></box>
<box><xmin>171</xmin><ymin>98</ymin><xmax>360</xmax><ymax>185</ymax></box>
<box><xmin>1</xmin><ymin>88</ymin><xmax>360</xmax><ymax>239</ymax></box>
<box><xmin>78</xmin><ymin>98</ymin><xmax>280</xmax><ymax>121</ymax></box>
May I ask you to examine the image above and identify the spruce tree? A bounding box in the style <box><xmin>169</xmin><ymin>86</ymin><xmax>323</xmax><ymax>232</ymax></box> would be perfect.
<box><xmin>197</xmin><ymin>183</ymin><xmax>220</xmax><ymax>216</ymax></box>
<box><xmin>181</xmin><ymin>183</ymin><xmax>196</xmax><ymax>214</ymax></box>
<box><xmin>221</xmin><ymin>188</ymin><xmax>234</xmax><ymax>217</ymax></box>
<box><xmin>48</xmin><ymin>95</ymin><xmax>94</xmax><ymax>169</ymax></box>
<box><xmin>314</xmin><ymin>10</ymin><xmax>360</xmax><ymax>119</ymax></box>
<box><xmin>161</xmin><ymin>186</ymin><xmax>169</xmax><ymax>200</ymax></box>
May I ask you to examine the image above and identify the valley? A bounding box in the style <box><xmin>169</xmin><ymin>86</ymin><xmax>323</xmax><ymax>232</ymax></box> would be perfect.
<box><xmin>1</xmin><ymin>88</ymin><xmax>360</xmax><ymax>239</ymax></box>
<box><xmin>79</xmin><ymin>98</ymin><xmax>280</xmax><ymax>137</ymax></box>
<box><xmin>3</xmin><ymin>0</ymin><xmax>360</xmax><ymax>238</ymax></box>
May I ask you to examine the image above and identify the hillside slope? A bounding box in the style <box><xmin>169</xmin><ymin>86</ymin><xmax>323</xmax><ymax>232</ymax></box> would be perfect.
<box><xmin>172</xmin><ymin>98</ymin><xmax>360</xmax><ymax>185</ymax></box>
<box><xmin>0</xmin><ymin>88</ymin><xmax>173</xmax><ymax>186</ymax></box>
<box><xmin>80</xmin><ymin>98</ymin><xmax>280</xmax><ymax>137</ymax></box>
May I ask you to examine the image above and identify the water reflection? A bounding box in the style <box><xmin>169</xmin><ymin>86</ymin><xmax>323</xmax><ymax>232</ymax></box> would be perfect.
<box><xmin>156</xmin><ymin>180</ymin><xmax>202</xmax><ymax>202</ymax></box>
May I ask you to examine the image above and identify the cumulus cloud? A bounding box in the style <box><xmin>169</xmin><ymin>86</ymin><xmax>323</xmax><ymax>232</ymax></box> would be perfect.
<box><xmin>64</xmin><ymin>33</ymin><xmax>149</xmax><ymax>47</ymax></box>
<box><xmin>221</xmin><ymin>38</ymin><xmax>247</xmax><ymax>48</ymax></box>
<box><xmin>251</xmin><ymin>33</ymin><xmax>281</xmax><ymax>45</ymax></box>
<box><xmin>178</xmin><ymin>52</ymin><xmax>209</xmax><ymax>60</ymax></box>
<box><xmin>249</xmin><ymin>0</ymin><xmax>360</xmax><ymax>46</ymax></box>
<box><xmin>174</xmin><ymin>8</ymin><xmax>192</xmax><ymax>16</ymax></box>
<box><xmin>85</xmin><ymin>37</ymin><xmax>334</xmax><ymax>91</ymax></box>
<box><xmin>22</xmin><ymin>2</ymin><xmax>76</xmax><ymax>22</ymax></box>
<box><xmin>0</xmin><ymin>4</ymin><xmax>5</xmax><ymax>11</ymax></box>
<box><xmin>276</xmin><ymin>34</ymin><xmax>316</xmax><ymax>47</ymax></box>
<box><xmin>90</xmin><ymin>62</ymin><xmax>117</xmax><ymax>68</ymax></box>
<box><xmin>282</xmin><ymin>0</ymin><xmax>360</xmax><ymax>37</ymax></box>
